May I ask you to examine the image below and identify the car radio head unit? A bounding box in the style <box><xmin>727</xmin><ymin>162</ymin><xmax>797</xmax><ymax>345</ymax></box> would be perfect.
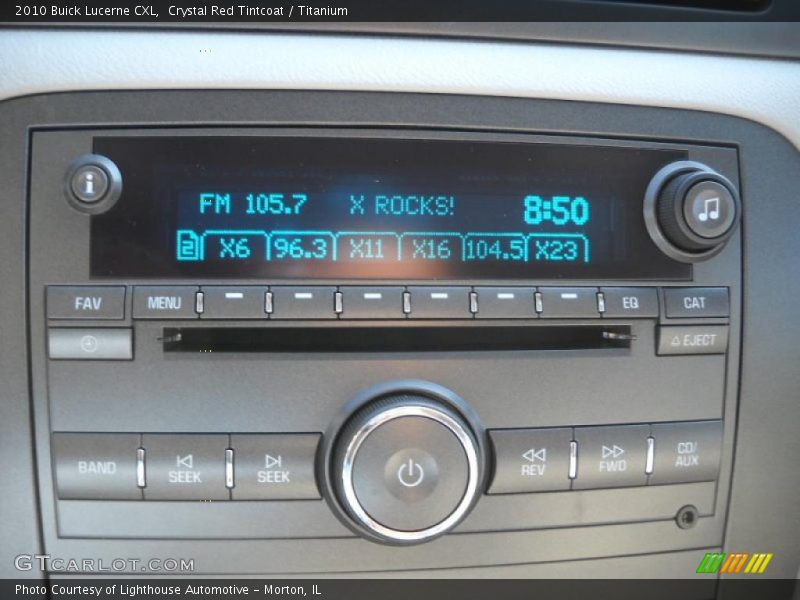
<box><xmin>88</xmin><ymin>136</ymin><xmax>696</xmax><ymax>280</ymax></box>
<box><xmin>28</xmin><ymin>119</ymin><xmax>741</xmax><ymax>563</ymax></box>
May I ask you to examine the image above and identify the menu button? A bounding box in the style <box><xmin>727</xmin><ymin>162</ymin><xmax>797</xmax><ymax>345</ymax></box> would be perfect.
<box><xmin>133</xmin><ymin>286</ymin><xmax>199</xmax><ymax>319</ymax></box>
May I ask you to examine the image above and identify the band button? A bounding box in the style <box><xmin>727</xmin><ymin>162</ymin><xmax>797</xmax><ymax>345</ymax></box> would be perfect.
<box><xmin>52</xmin><ymin>433</ymin><xmax>141</xmax><ymax>500</ymax></box>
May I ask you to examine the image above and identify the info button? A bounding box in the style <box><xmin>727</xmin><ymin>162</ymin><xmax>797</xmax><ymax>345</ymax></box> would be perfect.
<box><xmin>133</xmin><ymin>286</ymin><xmax>198</xmax><ymax>319</ymax></box>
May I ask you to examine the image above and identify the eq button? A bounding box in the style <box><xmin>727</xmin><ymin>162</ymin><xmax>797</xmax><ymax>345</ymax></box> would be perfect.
<box><xmin>600</xmin><ymin>288</ymin><xmax>659</xmax><ymax>318</ymax></box>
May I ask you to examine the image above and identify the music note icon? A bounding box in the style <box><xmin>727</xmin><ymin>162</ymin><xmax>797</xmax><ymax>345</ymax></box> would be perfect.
<box><xmin>698</xmin><ymin>196</ymin><xmax>720</xmax><ymax>222</ymax></box>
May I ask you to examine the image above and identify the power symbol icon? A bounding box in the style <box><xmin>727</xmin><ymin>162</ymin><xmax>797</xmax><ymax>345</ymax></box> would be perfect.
<box><xmin>397</xmin><ymin>458</ymin><xmax>425</xmax><ymax>488</ymax></box>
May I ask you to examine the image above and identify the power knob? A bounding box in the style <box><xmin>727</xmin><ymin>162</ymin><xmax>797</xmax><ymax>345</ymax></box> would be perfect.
<box><xmin>644</xmin><ymin>161</ymin><xmax>740</xmax><ymax>262</ymax></box>
<box><xmin>322</xmin><ymin>382</ymin><xmax>486</xmax><ymax>545</ymax></box>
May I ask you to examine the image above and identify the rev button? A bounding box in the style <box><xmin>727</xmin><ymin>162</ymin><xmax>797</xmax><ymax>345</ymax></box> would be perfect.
<box><xmin>488</xmin><ymin>428</ymin><xmax>572</xmax><ymax>493</ymax></box>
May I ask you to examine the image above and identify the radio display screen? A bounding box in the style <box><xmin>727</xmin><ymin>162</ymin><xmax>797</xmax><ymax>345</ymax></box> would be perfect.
<box><xmin>91</xmin><ymin>136</ymin><xmax>690</xmax><ymax>280</ymax></box>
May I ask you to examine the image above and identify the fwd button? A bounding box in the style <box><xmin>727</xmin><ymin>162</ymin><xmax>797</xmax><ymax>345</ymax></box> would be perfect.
<box><xmin>573</xmin><ymin>425</ymin><xmax>650</xmax><ymax>489</ymax></box>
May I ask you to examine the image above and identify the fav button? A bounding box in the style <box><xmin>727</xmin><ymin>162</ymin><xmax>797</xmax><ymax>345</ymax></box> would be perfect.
<box><xmin>47</xmin><ymin>286</ymin><xmax>125</xmax><ymax>320</ymax></box>
<box><xmin>141</xmin><ymin>434</ymin><xmax>229</xmax><ymax>500</ymax></box>
<box><xmin>52</xmin><ymin>433</ymin><xmax>141</xmax><ymax>500</ymax></box>
<box><xmin>230</xmin><ymin>434</ymin><xmax>320</xmax><ymax>500</ymax></box>
<box><xmin>649</xmin><ymin>421</ymin><xmax>723</xmax><ymax>485</ymax></box>
<box><xmin>573</xmin><ymin>425</ymin><xmax>650</xmax><ymax>489</ymax></box>
<box><xmin>488</xmin><ymin>428</ymin><xmax>572</xmax><ymax>493</ymax></box>
<box><xmin>664</xmin><ymin>287</ymin><xmax>729</xmax><ymax>318</ymax></box>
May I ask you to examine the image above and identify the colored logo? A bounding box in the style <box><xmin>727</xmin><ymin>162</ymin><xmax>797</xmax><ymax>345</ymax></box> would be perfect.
<box><xmin>696</xmin><ymin>552</ymin><xmax>773</xmax><ymax>574</ymax></box>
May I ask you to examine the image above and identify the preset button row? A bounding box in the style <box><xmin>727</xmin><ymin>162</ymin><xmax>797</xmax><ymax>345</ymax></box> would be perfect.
<box><xmin>46</xmin><ymin>285</ymin><xmax>730</xmax><ymax>321</ymax></box>
<box><xmin>488</xmin><ymin>420</ymin><xmax>723</xmax><ymax>494</ymax></box>
<box><xmin>53</xmin><ymin>433</ymin><xmax>320</xmax><ymax>501</ymax></box>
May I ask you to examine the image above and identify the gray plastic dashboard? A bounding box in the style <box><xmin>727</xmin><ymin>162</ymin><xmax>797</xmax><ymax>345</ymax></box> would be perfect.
<box><xmin>0</xmin><ymin>28</ymin><xmax>799</xmax><ymax>581</ymax></box>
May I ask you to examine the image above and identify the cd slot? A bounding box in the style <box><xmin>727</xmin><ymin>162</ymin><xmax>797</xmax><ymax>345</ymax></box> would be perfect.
<box><xmin>161</xmin><ymin>324</ymin><xmax>633</xmax><ymax>353</ymax></box>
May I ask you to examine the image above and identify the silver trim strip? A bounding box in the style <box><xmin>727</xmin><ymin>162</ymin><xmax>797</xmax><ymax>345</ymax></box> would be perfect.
<box><xmin>402</xmin><ymin>291</ymin><xmax>411</xmax><ymax>315</ymax></box>
<box><xmin>195</xmin><ymin>291</ymin><xmax>204</xmax><ymax>314</ymax></box>
<box><xmin>136</xmin><ymin>448</ymin><xmax>146</xmax><ymax>488</ymax></box>
<box><xmin>264</xmin><ymin>291</ymin><xmax>273</xmax><ymax>314</ymax></box>
<box><xmin>340</xmin><ymin>405</ymin><xmax>479</xmax><ymax>543</ymax></box>
<box><xmin>568</xmin><ymin>440</ymin><xmax>578</xmax><ymax>480</ymax></box>
<box><xmin>645</xmin><ymin>436</ymin><xmax>655</xmax><ymax>475</ymax></box>
<box><xmin>334</xmin><ymin>291</ymin><xmax>344</xmax><ymax>314</ymax></box>
<box><xmin>225</xmin><ymin>448</ymin><xmax>235</xmax><ymax>489</ymax></box>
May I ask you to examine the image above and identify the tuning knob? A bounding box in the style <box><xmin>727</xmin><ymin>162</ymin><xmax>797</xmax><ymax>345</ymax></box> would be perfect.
<box><xmin>644</xmin><ymin>161</ymin><xmax>740</xmax><ymax>262</ymax></box>
<box><xmin>322</xmin><ymin>383</ymin><xmax>486</xmax><ymax>545</ymax></box>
